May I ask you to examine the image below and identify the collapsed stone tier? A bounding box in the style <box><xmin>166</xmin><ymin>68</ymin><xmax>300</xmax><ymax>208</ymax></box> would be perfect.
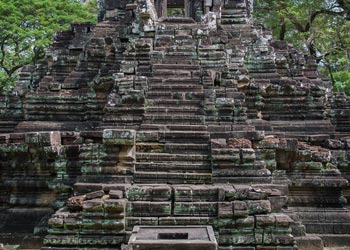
<box><xmin>1</xmin><ymin>0</ymin><xmax>350</xmax><ymax>249</ymax></box>
<box><xmin>44</xmin><ymin>183</ymin><xmax>295</xmax><ymax>249</ymax></box>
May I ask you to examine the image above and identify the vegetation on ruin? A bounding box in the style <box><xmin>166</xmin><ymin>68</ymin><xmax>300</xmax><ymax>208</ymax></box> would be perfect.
<box><xmin>0</xmin><ymin>0</ymin><xmax>349</xmax><ymax>93</ymax></box>
<box><xmin>254</xmin><ymin>0</ymin><xmax>350</xmax><ymax>93</ymax></box>
<box><xmin>0</xmin><ymin>0</ymin><xmax>97</xmax><ymax>89</ymax></box>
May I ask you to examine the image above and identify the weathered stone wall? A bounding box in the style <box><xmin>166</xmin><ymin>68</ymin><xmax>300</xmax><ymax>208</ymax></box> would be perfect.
<box><xmin>43</xmin><ymin>184</ymin><xmax>295</xmax><ymax>249</ymax></box>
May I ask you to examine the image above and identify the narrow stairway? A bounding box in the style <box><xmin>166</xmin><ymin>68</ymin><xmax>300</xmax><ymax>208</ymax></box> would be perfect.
<box><xmin>135</xmin><ymin>23</ymin><xmax>212</xmax><ymax>184</ymax></box>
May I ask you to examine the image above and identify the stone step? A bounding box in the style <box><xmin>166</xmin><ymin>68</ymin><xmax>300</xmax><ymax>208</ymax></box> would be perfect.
<box><xmin>207</xmin><ymin>124</ymin><xmax>255</xmax><ymax>132</ymax></box>
<box><xmin>162</xmin><ymin>56</ymin><xmax>198</xmax><ymax>62</ymax></box>
<box><xmin>72</xmin><ymin>182</ymin><xmax>130</xmax><ymax>195</ymax></box>
<box><xmin>198</xmin><ymin>44</ymin><xmax>225</xmax><ymax>51</ymax></box>
<box><xmin>134</xmin><ymin>171</ymin><xmax>212</xmax><ymax>184</ymax></box>
<box><xmin>295</xmin><ymin>235</ymin><xmax>324</xmax><ymax>250</ymax></box>
<box><xmin>104</xmin><ymin>106</ymin><xmax>144</xmax><ymax>113</ymax></box>
<box><xmin>172</xmin><ymin>39</ymin><xmax>198</xmax><ymax>47</ymax></box>
<box><xmin>158</xmin><ymin>131</ymin><xmax>210</xmax><ymax>141</ymax></box>
<box><xmin>137</xmin><ymin>130</ymin><xmax>210</xmax><ymax>143</ymax></box>
<box><xmin>164</xmin><ymin>77</ymin><xmax>202</xmax><ymax>84</ymax></box>
<box><xmin>163</xmin><ymin>51</ymin><xmax>197</xmax><ymax>57</ymax></box>
<box><xmin>319</xmin><ymin>234</ymin><xmax>350</xmax><ymax>248</ymax></box>
<box><xmin>77</xmin><ymin>175</ymin><xmax>133</xmax><ymax>184</ymax></box>
<box><xmin>148</xmin><ymin>77</ymin><xmax>202</xmax><ymax>85</ymax></box>
<box><xmin>161</xmin><ymin>59</ymin><xmax>200</xmax><ymax>65</ymax></box>
<box><xmin>145</xmin><ymin>104</ymin><xmax>201</xmax><ymax>111</ymax></box>
<box><xmin>136</xmin><ymin>152</ymin><xmax>208</xmax><ymax>162</ymax></box>
<box><xmin>270</xmin><ymin>120</ymin><xmax>335</xmax><ymax>133</ymax></box>
<box><xmin>148</xmin><ymin>84</ymin><xmax>203</xmax><ymax>92</ymax></box>
<box><xmin>221</xmin><ymin>17</ymin><xmax>248</xmax><ymax>25</ymax></box>
<box><xmin>139</xmin><ymin>124</ymin><xmax>207</xmax><ymax>131</ymax></box>
<box><xmin>152</xmin><ymin>68</ymin><xmax>200</xmax><ymax>77</ymax></box>
<box><xmin>146</xmin><ymin>91</ymin><xmax>204</xmax><ymax>100</ymax></box>
<box><xmin>136</xmin><ymin>142</ymin><xmax>209</xmax><ymax>154</ymax></box>
<box><xmin>0</xmin><ymin>121</ymin><xmax>18</xmax><ymax>133</ymax></box>
<box><xmin>135</xmin><ymin>162</ymin><xmax>211</xmax><ymax>172</ymax></box>
<box><xmin>152</xmin><ymin>64</ymin><xmax>200</xmax><ymax>71</ymax></box>
<box><xmin>145</xmin><ymin>92</ymin><xmax>173</xmax><ymax>99</ymax></box>
<box><xmin>146</xmin><ymin>107</ymin><xmax>202</xmax><ymax>115</ymax></box>
<box><xmin>164</xmin><ymin>143</ymin><xmax>209</xmax><ymax>153</ymax></box>
<box><xmin>147</xmin><ymin>99</ymin><xmax>202</xmax><ymax>107</ymax></box>
<box><xmin>125</xmin><ymin>216</ymin><xmax>214</xmax><ymax>231</ymax></box>
<box><xmin>266</xmin><ymin>113</ymin><xmax>325</xmax><ymax>121</ymax></box>
<box><xmin>213</xmin><ymin>168</ymin><xmax>271</xmax><ymax>177</ymax></box>
<box><xmin>212</xmin><ymin>176</ymin><xmax>272</xmax><ymax>184</ymax></box>
<box><xmin>167</xmin><ymin>45</ymin><xmax>197</xmax><ymax>53</ymax></box>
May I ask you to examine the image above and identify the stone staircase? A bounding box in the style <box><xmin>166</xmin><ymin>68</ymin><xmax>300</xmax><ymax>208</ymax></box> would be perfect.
<box><xmin>134</xmin><ymin>24</ymin><xmax>212</xmax><ymax>184</ymax></box>
<box><xmin>143</xmin><ymin>25</ymin><xmax>205</xmax><ymax>126</ymax></box>
<box><xmin>134</xmin><ymin>130</ymin><xmax>211</xmax><ymax>184</ymax></box>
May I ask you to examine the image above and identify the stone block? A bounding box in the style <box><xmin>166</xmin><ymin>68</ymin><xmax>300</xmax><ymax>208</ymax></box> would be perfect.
<box><xmin>269</xmin><ymin>196</ymin><xmax>288</xmax><ymax>212</ymax></box>
<box><xmin>74</xmin><ymin>183</ymin><xmax>104</xmax><ymax>194</ymax></box>
<box><xmin>43</xmin><ymin>235</ymin><xmax>79</xmax><ymax>246</ymax></box>
<box><xmin>248</xmin><ymin>189</ymin><xmax>268</xmax><ymax>200</ymax></box>
<box><xmin>233</xmin><ymin>185</ymin><xmax>251</xmax><ymax>200</ymax></box>
<box><xmin>127</xmin><ymin>185</ymin><xmax>171</xmax><ymax>201</ymax></box>
<box><xmin>174</xmin><ymin>186</ymin><xmax>193</xmax><ymax>201</ymax></box>
<box><xmin>233</xmin><ymin>201</ymin><xmax>248</xmax><ymax>218</ymax></box>
<box><xmin>83</xmin><ymin>199</ymin><xmax>104</xmax><ymax>213</ymax></box>
<box><xmin>85</xmin><ymin>190</ymin><xmax>105</xmax><ymax>200</ymax></box>
<box><xmin>235</xmin><ymin>216</ymin><xmax>255</xmax><ymax>228</ymax></box>
<box><xmin>64</xmin><ymin>216</ymin><xmax>81</xmax><ymax>230</ymax></box>
<box><xmin>101</xmin><ymin>219</ymin><xmax>124</xmax><ymax>230</ymax></box>
<box><xmin>275</xmin><ymin>214</ymin><xmax>293</xmax><ymax>228</ymax></box>
<box><xmin>240</xmin><ymin>148</ymin><xmax>256</xmax><ymax>162</ymax></box>
<box><xmin>219</xmin><ymin>233</ymin><xmax>256</xmax><ymax>245</ymax></box>
<box><xmin>227</xmin><ymin>138</ymin><xmax>252</xmax><ymax>148</ymax></box>
<box><xmin>247</xmin><ymin>200</ymin><xmax>271</xmax><ymax>215</ymax></box>
<box><xmin>77</xmin><ymin>235</ymin><xmax>124</xmax><ymax>246</ymax></box>
<box><xmin>25</xmin><ymin>131</ymin><xmax>61</xmax><ymax>146</ymax></box>
<box><xmin>218</xmin><ymin>202</ymin><xmax>233</xmax><ymax>218</ymax></box>
<box><xmin>109</xmin><ymin>190</ymin><xmax>124</xmax><ymax>199</ymax></box>
<box><xmin>104</xmin><ymin>199</ymin><xmax>126</xmax><ymax>214</ymax></box>
<box><xmin>48</xmin><ymin>217</ymin><xmax>64</xmax><ymax>228</ymax></box>
<box><xmin>219</xmin><ymin>247</ymin><xmax>255</xmax><ymax>250</ymax></box>
<box><xmin>256</xmin><ymin>214</ymin><xmax>276</xmax><ymax>228</ymax></box>
<box><xmin>173</xmin><ymin>202</ymin><xmax>217</xmax><ymax>216</ymax></box>
<box><xmin>191</xmin><ymin>186</ymin><xmax>219</xmax><ymax>201</ymax></box>
<box><xmin>272</xmin><ymin>234</ymin><xmax>294</xmax><ymax>245</ymax></box>
<box><xmin>126</xmin><ymin>201</ymin><xmax>171</xmax><ymax>217</ymax></box>
<box><xmin>102</xmin><ymin>129</ymin><xmax>136</xmax><ymax>145</ymax></box>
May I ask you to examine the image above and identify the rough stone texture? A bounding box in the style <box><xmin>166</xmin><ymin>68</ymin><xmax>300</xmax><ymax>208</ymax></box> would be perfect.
<box><xmin>1</xmin><ymin>0</ymin><xmax>350</xmax><ymax>249</ymax></box>
<box><xmin>128</xmin><ymin>226</ymin><xmax>217</xmax><ymax>250</ymax></box>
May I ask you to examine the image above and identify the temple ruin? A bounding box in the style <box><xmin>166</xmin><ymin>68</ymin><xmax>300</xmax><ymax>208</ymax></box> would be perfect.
<box><xmin>1</xmin><ymin>0</ymin><xmax>350</xmax><ymax>249</ymax></box>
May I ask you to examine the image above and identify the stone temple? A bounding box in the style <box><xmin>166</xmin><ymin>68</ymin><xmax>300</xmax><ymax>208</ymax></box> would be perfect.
<box><xmin>1</xmin><ymin>0</ymin><xmax>350</xmax><ymax>249</ymax></box>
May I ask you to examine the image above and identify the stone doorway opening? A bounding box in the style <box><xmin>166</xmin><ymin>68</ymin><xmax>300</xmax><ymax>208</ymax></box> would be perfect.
<box><xmin>155</xmin><ymin>0</ymin><xmax>198</xmax><ymax>20</ymax></box>
<box><xmin>167</xmin><ymin>0</ymin><xmax>186</xmax><ymax>17</ymax></box>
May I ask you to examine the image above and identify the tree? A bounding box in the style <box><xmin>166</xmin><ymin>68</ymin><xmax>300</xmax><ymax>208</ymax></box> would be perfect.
<box><xmin>0</xmin><ymin>0</ymin><xmax>97</xmax><ymax>89</ymax></box>
<box><xmin>254</xmin><ymin>0</ymin><xmax>350</xmax><ymax>90</ymax></box>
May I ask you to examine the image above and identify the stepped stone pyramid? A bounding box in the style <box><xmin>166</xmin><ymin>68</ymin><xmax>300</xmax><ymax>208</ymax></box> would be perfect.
<box><xmin>1</xmin><ymin>0</ymin><xmax>350</xmax><ymax>249</ymax></box>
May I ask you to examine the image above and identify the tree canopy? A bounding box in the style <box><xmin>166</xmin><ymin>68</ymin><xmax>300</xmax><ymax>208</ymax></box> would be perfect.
<box><xmin>0</xmin><ymin>0</ymin><xmax>97</xmax><ymax>89</ymax></box>
<box><xmin>254</xmin><ymin>0</ymin><xmax>350</xmax><ymax>92</ymax></box>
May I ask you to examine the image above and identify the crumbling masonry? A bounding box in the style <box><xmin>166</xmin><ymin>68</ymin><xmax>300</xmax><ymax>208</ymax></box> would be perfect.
<box><xmin>1</xmin><ymin>0</ymin><xmax>350</xmax><ymax>249</ymax></box>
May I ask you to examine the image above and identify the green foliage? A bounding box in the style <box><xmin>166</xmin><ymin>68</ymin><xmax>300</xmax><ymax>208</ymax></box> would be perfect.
<box><xmin>254</xmin><ymin>0</ymin><xmax>350</xmax><ymax>94</ymax></box>
<box><xmin>333</xmin><ymin>71</ymin><xmax>350</xmax><ymax>95</ymax></box>
<box><xmin>0</xmin><ymin>0</ymin><xmax>97</xmax><ymax>90</ymax></box>
<box><xmin>84</xmin><ymin>0</ymin><xmax>100</xmax><ymax>16</ymax></box>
